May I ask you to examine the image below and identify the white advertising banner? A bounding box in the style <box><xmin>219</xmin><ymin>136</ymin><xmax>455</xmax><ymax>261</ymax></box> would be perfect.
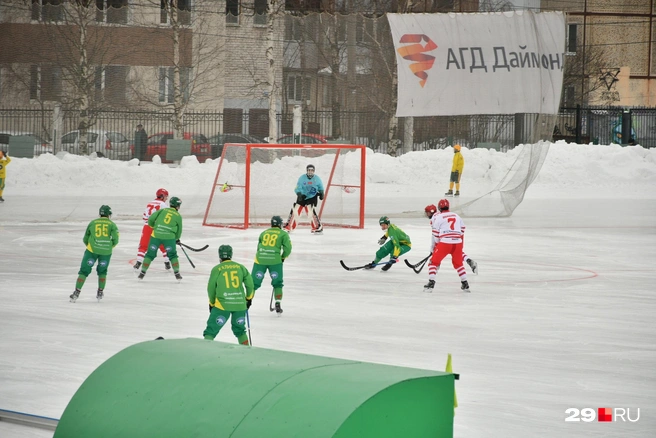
<box><xmin>388</xmin><ymin>11</ymin><xmax>566</xmax><ymax>116</ymax></box>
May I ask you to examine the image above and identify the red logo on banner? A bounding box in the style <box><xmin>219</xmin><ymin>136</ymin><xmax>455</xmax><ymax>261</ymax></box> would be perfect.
<box><xmin>396</xmin><ymin>34</ymin><xmax>438</xmax><ymax>87</ymax></box>
<box><xmin>598</xmin><ymin>408</ymin><xmax>613</xmax><ymax>422</ymax></box>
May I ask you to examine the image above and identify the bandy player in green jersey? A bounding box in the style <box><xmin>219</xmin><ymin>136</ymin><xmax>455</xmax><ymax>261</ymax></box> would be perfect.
<box><xmin>203</xmin><ymin>245</ymin><xmax>255</xmax><ymax>345</ymax></box>
<box><xmin>364</xmin><ymin>216</ymin><xmax>412</xmax><ymax>271</ymax></box>
<box><xmin>137</xmin><ymin>197</ymin><xmax>183</xmax><ymax>281</ymax></box>
<box><xmin>252</xmin><ymin>216</ymin><xmax>292</xmax><ymax>315</ymax></box>
<box><xmin>70</xmin><ymin>205</ymin><xmax>119</xmax><ymax>302</ymax></box>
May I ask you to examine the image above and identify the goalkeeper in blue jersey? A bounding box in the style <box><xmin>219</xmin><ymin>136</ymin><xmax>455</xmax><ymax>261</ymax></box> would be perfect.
<box><xmin>283</xmin><ymin>164</ymin><xmax>325</xmax><ymax>234</ymax></box>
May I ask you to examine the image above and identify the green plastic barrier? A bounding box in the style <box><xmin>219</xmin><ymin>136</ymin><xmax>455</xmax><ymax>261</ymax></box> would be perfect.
<box><xmin>54</xmin><ymin>339</ymin><xmax>455</xmax><ymax>437</ymax></box>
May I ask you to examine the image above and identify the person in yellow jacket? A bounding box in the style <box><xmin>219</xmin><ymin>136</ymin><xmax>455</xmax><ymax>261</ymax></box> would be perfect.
<box><xmin>0</xmin><ymin>150</ymin><xmax>11</xmax><ymax>202</ymax></box>
<box><xmin>445</xmin><ymin>144</ymin><xmax>464</xmax><ymax>197</ymax></box>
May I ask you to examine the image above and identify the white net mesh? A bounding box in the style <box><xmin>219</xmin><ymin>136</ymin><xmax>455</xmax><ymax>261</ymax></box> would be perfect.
<box><xmin>457</xmin><ymin>141</ymin><xmax>551</xmax><ymax>217</ymax></box>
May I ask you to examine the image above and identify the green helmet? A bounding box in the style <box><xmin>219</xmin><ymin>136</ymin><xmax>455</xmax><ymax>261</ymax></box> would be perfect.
<box><xmin>218</xmin><ymin>244</ymin><xmax>233</xmax><ymax>260</ymax></box>
<box><xmin>169</xmin><ymin>197</ymin><xmax>182</xmax><ymax>208</ymax></box>
<box><xmin>271</xmin><ymin>215</ymin><xmax>283</xmax><ymax>228</ymax></box>
<box><xmin>379</xmin><ymin>216</ymin><xmax>390</xmax><ymax>225</ymax></box>
<box><xmin>99</xmin><ymin>205</ymin><xmax>112</xmax><ymax>217</ymax></box>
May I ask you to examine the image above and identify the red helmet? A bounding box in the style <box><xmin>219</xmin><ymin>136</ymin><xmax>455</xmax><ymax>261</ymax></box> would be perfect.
<box><xmin>438</xmin><ymin>199</ymin><xmax>450</xmax><ymax>212</ymax></box>
<box><xmin>156</xmin><ymin>188</ymin><xmax>169</xmax><ymax>199</ymax></box>
<box><xmin>424</xmin><ymin>204</ymin><xmax>437</xmax><ymax>218</ymax></box>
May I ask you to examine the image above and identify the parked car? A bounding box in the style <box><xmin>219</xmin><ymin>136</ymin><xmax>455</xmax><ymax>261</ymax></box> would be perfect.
<box><xmin>144</xmin><ymin>132</ymin><xmax>212</xmax><ymax>163</ymax></box>
<box><xmin>60</xmin><ymin>130</ymin><xmax>131</xmax><ymax>160</ymax></box>
<box><xmin>0</xmin><ymin>131</ymin><xmax>53</xmax><ymax>157</ymax></box>
<box><xmin>276</xmin><ymin>133</ymin><xmax>328</xmax><ymax>144</ymax></box>
<box><xmin>275</xmin><ymin>133</ymin><xmax>330</xmax><ymax>158</ymax></box>
<box><xmin>208</xmin><ymin>133</ymin><xmax>266</xmax><ymax>159</ymax></box>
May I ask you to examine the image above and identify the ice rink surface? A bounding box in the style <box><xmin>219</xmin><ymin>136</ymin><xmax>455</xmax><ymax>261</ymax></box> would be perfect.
<box><xmin>1</xmin><ymin>145</ymin><xmax>655</xmax><ymax>437</ymax></box>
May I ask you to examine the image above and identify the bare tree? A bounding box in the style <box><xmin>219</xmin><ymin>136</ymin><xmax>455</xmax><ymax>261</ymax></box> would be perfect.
<box><xmin>12</xmin><ymin>1</ymin><xmax>138</xmax><ymax>153</ymax></box>
<box><xmin>131</xmin><ymin>0</ymin><xmax>224</xmax><ymax>139</ymax></box>
<box><xmin>265</xmin><ymin>0</ymin><xmax>285</xmax><ymax>142</ymax></box>
<box><xmin>562</xmin><ymin>45</ymin><xmax>612</xmax><ymax>106</ymax></box>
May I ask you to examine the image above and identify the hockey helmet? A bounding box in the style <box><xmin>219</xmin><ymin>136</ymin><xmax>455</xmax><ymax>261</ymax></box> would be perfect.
<box><xmin>218</xmin><ymin>244</ymin><xmax>233</xmax><ymax>260</ymax></box>
<box><xmin>271</xmin><ymin>215</ymin><xmax>283</xmax><ymax>228</ymax></box>
<box><xmin>99</xmin><ymin>205</ymin><xmax>112</xmax><ymax>217</ymax></box>
<box><xmin>156</xmin><ymin>188</ymin><xmax>169</xmax><ymax>199</ymax></box>
<box><xmin>379</xmin><ymin>216</ymin><xmax>391</xmax><ymax>225</ymax></box>
<box><xmin>424</xmin><ymin>204</ymin><xmax>437</xmax><ymax>218</ymax></box>
<box><xmin>306</xmin><ymin>164</ymin><xmax>315</xmax><ymax>177</ymax></box>
<box><xmin>438</xmin><ymin>199</ymin><xmax>450</xmax><ymax>212</ymax></box>
<box><xmin>169</xmin><ymin>197</ymin><xmax>182</xmax><ymax>208</ymax></box>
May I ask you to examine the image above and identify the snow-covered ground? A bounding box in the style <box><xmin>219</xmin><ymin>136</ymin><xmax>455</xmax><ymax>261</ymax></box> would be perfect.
<box><xmin>1</xmin><ymin>142</ymin><xmax>655</xmax><ymax>437</ymax></box>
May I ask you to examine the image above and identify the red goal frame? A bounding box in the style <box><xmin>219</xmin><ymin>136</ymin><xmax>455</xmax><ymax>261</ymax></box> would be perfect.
<box><xmin>202</xmin><ymin>143</ymin><xmax>366</xmax><ymax>229</ymax></box>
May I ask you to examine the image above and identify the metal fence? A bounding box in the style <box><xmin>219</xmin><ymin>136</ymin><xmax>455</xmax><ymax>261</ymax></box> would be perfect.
<box><xmin>1</xmin><ymin>106</ymin><xmax>654</xmax><ymax>159</ymax></box>
<box><xmin>554</xmin><ymin>106</ymin><xmax>656</xmax><ymax>148</ymax></box>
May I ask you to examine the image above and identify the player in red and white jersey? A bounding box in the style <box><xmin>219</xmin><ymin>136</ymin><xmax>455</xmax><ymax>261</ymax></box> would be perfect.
<box><xmin>423</xmin><ymin>199</ymin><xmax>470</xmax><ymax>292</ymax></box>
<box><xmin>133</xmin><ymin>188</ymin><xmax>170</xmax><ymax>271</ymax></box>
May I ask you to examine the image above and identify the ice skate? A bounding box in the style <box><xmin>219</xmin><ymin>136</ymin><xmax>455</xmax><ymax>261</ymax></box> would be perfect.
<box><xmin>133</xmin><ymin>261</ymin><xmax>142</xmax><ymax>271</ymax></box>
<box><xmin>461</xmin><ymin>280</ymin><xmax>470</xmax><ymax>292</ymax></box>
<box><xmin>364</xmin><ymin>261</ymin><xmax>376</xmax><ymax>270</ymax></box>
<box><xmin>69</xmin><ymin>289</ymin><xmax>81</xmax><ymax>303</ymax></box>
<box><xmin>164</xmin><ymin>261</ymin><xmax>171</xmax><ymax>271</ymax></box>
<box><xmin>96</xmin><ymin>289</ymin><xmax>104</xmax><ymax>302</ymax></box>
<box><xmin>138</xmin><ymin>271</ymin><xmax>146</xmax><ymax>280</ymax></box>
<box><xmin>467</xmin><ymin>258</ymin><xmax>478</xmax><ymax>275</ymax></box>
<box><xmin>381</xmin><ymin>259</ymin><xmax>396</xmax><ymax>271</ymax></box>
<box><xmin>311</xmin><ymin>226</ymin><xmax>323</xmax><ymax>235</ymax></box>
<box><xmin>175</xmin><ymin>272</ymin><xmax>183</xmax><ymax>282</ymax></box>
<box><xmin>454</xmin><ymin>191</ymin><xmax>460</xmax><ymax>197</ymax></box>
<box><xmin>445</xmin><ymin>190</ymin><xmax>453</xmax><ymax>197</ymax></box>
<box><xmin>0</xmin><ymin>197</ymin><xmax>4</xmax><ymax>202</ymax></box>
<box><xmin>423</xmin><ymin>279</ymin><xmax>435</xmax><ymax>292</ymax></box>
<box><xmin>275</xmin><ymin>302</ymin><xmax>283</xmax><ymax>315</ymax></box>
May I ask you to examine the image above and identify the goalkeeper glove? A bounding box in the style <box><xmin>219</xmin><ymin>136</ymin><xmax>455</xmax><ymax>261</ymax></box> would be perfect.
<box><xmin>378</xmin><ymin>235</ymin><xmax>387</xmax><ymax>245</ymax></box>
<box><xmin>296</xmin><ymin>194</ymin><xmax>306</xmax><ymax>204</ymax></box>
<box><xmin>318</xmin><ymin>190</ymin><xmax>324</xmax><ymax>200</ymax></box>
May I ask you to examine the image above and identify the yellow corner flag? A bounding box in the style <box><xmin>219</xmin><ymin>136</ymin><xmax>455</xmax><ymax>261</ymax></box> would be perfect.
<box><xmin>446</xmin><ymin>353</ymin><xmax>458</xmax><ymax>414</ymax></box>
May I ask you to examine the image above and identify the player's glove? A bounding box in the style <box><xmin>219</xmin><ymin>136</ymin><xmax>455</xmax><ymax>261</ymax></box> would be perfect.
<box><xmin>364</xmin><ymin>261</ymin><xmax>376</xmax><ymax>269</ymax></box>
<box><xmin>318</xmin><ymin>190</ymin><xmax>324</xmax><ymax>201</ymax></box>
<box><xmin>377</xmin><ymin>235</ymin><xmax>387</xmax><ymax>245</ymax></box>
<box><xmin>246</xmin><ymin>298</ymin><xmax>252</xmax><ymax>309</ymax></box>
<box><xmin>176</xmin><ymin>239</ymin><xmax>181</xmax><ymax>245</ymax></box>
<box><xmin>209</xmin><ymin>304</ymin><xmax>214</xmax><ymax>313</ymax></box>
<box><xmin>281</xmin><ymin>258</ymin><xmax>285</xmax><ymax>263</ymax></box>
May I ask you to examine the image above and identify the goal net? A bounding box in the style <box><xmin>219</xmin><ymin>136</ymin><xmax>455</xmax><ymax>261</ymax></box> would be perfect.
<box><xmin>203</xmin><ymin>144</ymin><xmax>366</xmax><ymax>229</ymax></box>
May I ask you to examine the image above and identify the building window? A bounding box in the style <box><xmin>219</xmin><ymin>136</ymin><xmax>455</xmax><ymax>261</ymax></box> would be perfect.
<box><xmin>287</xmin><ymin>74</ymin><xmax>311</xmax><ymax>103</ymax></box>
<box><xmin>567</xmin><ymin>24</ymin><xmax>577</xmax><ymax>54</ymax></box>
<box><xmin>161</xmin><ymin>0</ymin><xmax>191</xmax><ymax>26</ymax></box>
<box><xmin>159</xmin><ymin>67</ymin><xmax>191</xmax><ymax>104</ymax></box>
<box><xmin>31</xmin><ymin>0</ymin><xmax>63</xmax><ymax>22</ymax></box>
<box><xmin>322</xmin><ymin>79</ymin><xmax>332</xmax><ymax>108</ymax></box>
<box><xmin>30</xmin><ymin>65</ymin><xmax>62</xmax><ymax>101</ymax></box>
<box><xmin>253</xmin><ymin>0</ymin><xmax>267</xmax><ymax>25</ymax></box>
<box><xmin>564</xmin><ymin>86</ymin><xmax>575</xmax><ymax>107</ymax></box>
<box><xmin>285</xmin><ymin>16</ymin><xmax>302</xmax><ymax>41</ymax></box>
<box><xmin>95</xmin><ymin>66</ymin><xmax>128</xmax><ymax>105</ymax></box>
<box><xmin>226</xmin><ymin>0</ymin><xmax>239</xmax><ymax>24</ymax></box>
<box><xmin>96</xmin><ymin>0</ymin><xmax>128</xmax><ymax>24</ymax></box>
